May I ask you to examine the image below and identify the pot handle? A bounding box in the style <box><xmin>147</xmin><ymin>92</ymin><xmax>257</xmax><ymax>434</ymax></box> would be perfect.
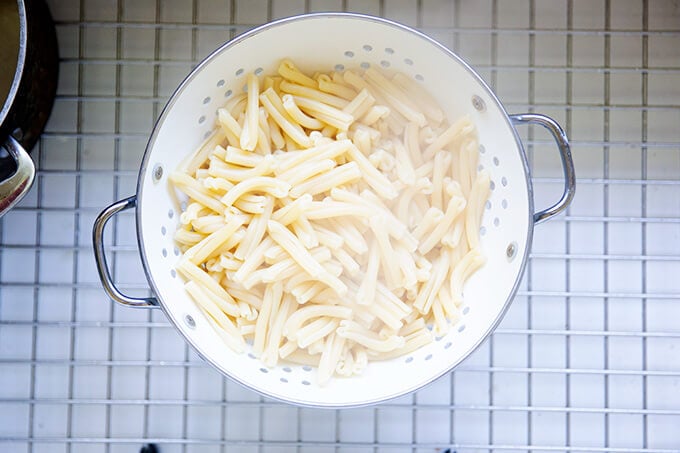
<box><xmin>510</xmin><ymin>113</ymin><xmax>576</xmax><ymax>224</ymax></box>
<box><xmin>0</xmin><ymin>136</ymin><xmax>36</xmax><ymax>218</ymax></box>
<box><xmin>93</xmin><ymin>196</ymin><xmax>158</xmax><ymax>308</ymax></box>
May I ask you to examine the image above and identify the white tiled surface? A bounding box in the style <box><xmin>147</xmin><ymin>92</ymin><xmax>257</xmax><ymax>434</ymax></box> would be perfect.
<box><xmin>1</xmin><ymin>0</ymin><xmax>680</xmax><ymax>452</ymax></box>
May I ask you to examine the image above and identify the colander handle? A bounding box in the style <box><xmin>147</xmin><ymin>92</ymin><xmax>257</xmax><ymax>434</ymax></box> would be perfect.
<box><xmin>93</xmin><ymin>196</ymin><xmax>158</xmax><ymax>308</ymax></box>
<box><xmin>510</xmin><ymin>113</ymin><xmax>576</xmax><ymax>224</ymax></box>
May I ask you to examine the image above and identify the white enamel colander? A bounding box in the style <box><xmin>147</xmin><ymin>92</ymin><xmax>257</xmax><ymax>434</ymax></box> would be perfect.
<box><xmin>93</xmin><ymin>13</ymin><xmax>575</xmax><ymax>408</ymax></box>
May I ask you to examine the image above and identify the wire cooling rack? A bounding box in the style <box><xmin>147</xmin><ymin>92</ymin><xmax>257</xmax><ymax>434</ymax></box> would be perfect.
<box><xmin>1</xmin><ymin>0</ymin><xmax>679</xmax><ymax>452</ymax></box>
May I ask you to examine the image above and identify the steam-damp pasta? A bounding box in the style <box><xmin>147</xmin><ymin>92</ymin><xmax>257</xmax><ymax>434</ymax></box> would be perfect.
<box><xmin>171</xmin><ymin>60</ymin><xmax>491</xmax><ymax>385</ymax></box>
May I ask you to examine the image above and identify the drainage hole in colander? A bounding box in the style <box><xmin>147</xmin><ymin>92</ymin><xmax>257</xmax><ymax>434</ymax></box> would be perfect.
<box><xmin>444</xmin><ymin>342</ymin><xmax>452</xmax><ymax>349</ymax></box>
<box><xmin>255</xmin><ymin>67</ymin><xmax>263</xmax><ymax>75</ymax></box>
<box><xmin>173</xmin><ymin>246</ymin><xmax>180</xmax><ymax>256</ymax></box>
<box><xmin>493</xmin><ymin>156</ymin><xmax>500</xmax><ymax>166</ymax></box>
<box><xmin>363</xmin><ymin>44</ymin><xmax>373</xmax><ymax>51</ymax></box>
<box><xmin>478</xmin><ymin>164</ymin><xmax>484</xmax><ymax>172</ymax></box>
<box><xmin>282</xmin><ymin>367</ymin><xmax>292</xmax><ymax>373</ymax></box>
<box><xmin>405</xmin><ymin>356</ymin><xmax>413</xmax><ymax>363</ymax></box>
<box><xmin>302</xmin><ymin>366</ymin><xmax>312</xmax><ymax>372</ymax></box>
<box><xmin>479</xmin><ymin>144</ymin><xmax>486</xmax><ymax>154</ymax></box>
<box><xmin>404</xmin><ymin>58</ymin><xmax>413</xmax><ymax>65</ymax></box>
<box><xmin>202</xmin><ymin>96</ymin><xmax>211</xmax><ymax>105</ymax></box>
<box><xmin>385</xmin><ymin>47</ymin><xmax>394</xmax><ymax>54</ymax></box>
<box><xmin>203</xmin><ymin>131</ymin><xmax>211</xmax><ymax>140</ymax></box>
<box><xmin>217</xmin><ymin>79</ymin><xmax>225</xmax><ymax>87</ymax></box>
<box><xmin>242</xmin><ymin>83</ymin><xmax>248</xmax><ymax>93</ymax></box>
<box><xmin>180</xmin><ymin>200</ymin><xmax>187</xmax><ymax>210</ymax></box>
<box><xmin>501</xmin><ymin>176</ymin><xmax>508</xmax><ymax>187</ymax></box>
<box><xmin>490</xmin><ymin>180</ymin><xmax>496</xmax><ymax>191</ymax></box>
<box><xmin>198</xmin><ymin>115</ymin><xmax>206</xmax><ymax>124</ymax></box>
<box><xmin>280</xmin><ymin>378</ymin><xmax>288</xmax><ymax>383</ymax></box>
<box><xmin>170</xmin><ymin>269</ymin><xmax>176</xmax><ymax>278</ymax></box>
<box><xmin>360</xmin><ymin>62</ymin><xmax>370</xmax><ymax>69</ymax></box>
<box><xmin>259</xmin><ymin>368</ymin><xmax>268</xmax><ymax>374</ymax></box>
<box><xmin>494</xmin><ymin>217</ymin><xmax>500</xmax><ymax>227</ymax></box>
<box><xmin>425</xmin><ymin>354</ymin><xmax>433</xmax><ymax>361</ymax></box>
<box><xmin>224</xmin><ymin>89</ymin><xmax>233</xmax><ymax>98</ymax></box>
<box><xmin>334</xmin><ymin>64</ymin><xmax>345</xmax><ymax>71</ymax></box>
<box><xmin>462</xmin><ymin>306</ymin><xmax>470</xmax><ymax>315</ymax></box>
<box><xmin>248</xmin><ymin>353</ymin><xmax>256</xmax><ymax>359</ymax></box>
<box><xmin>235</xmin><ymin>68</ymin><xmax>244</xmax><ymax>76</ymax></box>
<box><xmin>161</xmin><ymin>226</ymin><xmax>167</xmax><ymax>236</ymax></box>
<box><xmin>167</xmin><ymin>209</ymin><xmax>174</xmax><ymax>219</ymax></box>
<box><xmin>457</xmin><ymin>324</ymin><xmax>466</xmax><ymax>333</ymax></box>
<box><xmin>502</xmin><ymin>199</ymin><xmax>508</xmax><ymax>209</ymax></box>
<box><xmin>302</xmin><ymin>380</ymin><xmax>311</xmax><ymax>386</ymax></box>
<box><xmin>415</xmin><ymin>74</ymin><xmax>424</xmax><ymax>81</ymax></box>
<box><xmin>152</xmin><ymin>164</ymin><xmax>163</xmax><ymax>182</ymax></box>
<box><xmin>480</xmin><ymin>226</ymin><xmax>487</xmax><ymax>236</ymax></box>
<box><xmin>485</xmin><ymin>200</ymin><xmax>491</xmax><ymax>210</ymax></box>
<box><xmin>472</xmin><ymin>95</ymin><xmax>486</xmax><ymax>112</ymax></box>
<box><xmin>344</xmin><ymin>51</ymin><xmax>354</xmax><ymax>58</ymax></box>
<box><xmin>380</xmin><ymin>60</ymin><xmax>390</xmax><ymax>68</ymax></box>
<box><xmin>506</xmin><ymin>242</ymin><xmax>518</xmax><ymax>261</ymax></box>
<box><xmin>162</xmin><ymin>248</ymin><xmax>167</xmax><ymax>258</ymax></box>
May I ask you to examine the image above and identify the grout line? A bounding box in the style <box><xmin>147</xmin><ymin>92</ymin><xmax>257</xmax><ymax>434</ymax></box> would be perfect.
<box><xmin>26</xmin><ymin>71</ymin><xmax>46</xmax><ymax>453</ymax></box>
<box><xmin>489</xmin><ymin>1</ymin><xmax>499</xmax><ymax>451</ymax></box>
<box><xmin>527</xmin><ymin>0</ymin><xmax>537</xmax><ymax>449</ymax></box>
<box><xmin>50</xmin><ymin>19</ymin><xmax>680</xmax><ymax>36</ymax></box>
<box><xmin>63</xmin><ymin>0</ymin><xmax>87</xmax><ymax>451</ymax></box>
<box><xmin>641</xmin><ymin>0</ymin><xmax>649</xmax><ymax>449</ymax></box>
<box><xmin>603</xmin><ymin>0</ymin><xmax>612</xmax><ymax>448</ymax></box>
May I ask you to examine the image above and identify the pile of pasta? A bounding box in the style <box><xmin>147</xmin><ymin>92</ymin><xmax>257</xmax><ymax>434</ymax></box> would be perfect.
<box><xmin>170</xmin><ymin>60</ymin><xmax>490</xmax><ymax>385</ymax></box>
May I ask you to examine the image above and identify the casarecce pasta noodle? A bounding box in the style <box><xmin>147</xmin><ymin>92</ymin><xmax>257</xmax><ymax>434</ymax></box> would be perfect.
<box><xmin>170</xmin><ymin>60</ymin><xmax>491</xmax><ymax>385</ymax></box>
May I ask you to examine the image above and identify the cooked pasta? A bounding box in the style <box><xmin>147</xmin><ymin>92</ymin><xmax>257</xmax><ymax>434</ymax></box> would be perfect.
<box><xmin>171</xmin><ymin>60</ymin><xmax>491</xmax><ymax>385</ymax></box>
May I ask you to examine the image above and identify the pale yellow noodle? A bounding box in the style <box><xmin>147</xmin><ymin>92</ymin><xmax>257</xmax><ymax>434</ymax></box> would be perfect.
<box><xmin>282</xmin><ymin>94</ymin><xmax>324</xmax><ymax>129</ymax></box>
<box><xmin>180</xmin><ymin>129</ymin><xmax>227</xmax><ymax>175</ymax></box>
<box><xmin>177</xmin><ymin>260</ymin><xmax>239</xmax><ymax>316</ymax></box>
<box><xmin>220</xmin><ymin>177</ymin><xmax>290</xmax><ymax>207</ymax></box>
<box><xmin>234</xmin><ymin>196</ymin><xmax>274</xmax><ymax>260</ymax></box>
<box><xmin>317</xmin><ymin>74</ymin><xmax>357</xmax><ymax>100</ymax></box>
<box><xmin>278</xmin><ymin>59</ymin><xmax>317</xmax><ymax>88</ymax></box>
<box><xmin>292</xmin><ymin>95</ymin><xmax>353</xmax><ymax>130</ymax></box>
<box><xmin>184</xmin><ymin>216</ymin><xmax>245</xmax><ymax>264</ymax></box>
<box><xmin>240</xmin><ymin>73</ymin><xmax>260</xmax><ymax>151</ymax></box>
<box><xmin>186</xmin><ymin>282</ymin><xmax>245</xmax><ymax>353</ymax></box>
<box><xmin>262</xmin><ymin>294</ymin><xmax>296</xmax><ymax>367</ymax></box>
<box><xmin>271</xmin><ymin>193</ymin><xmax>313</xmax><ymax>225</ymax></box>
<box><xmin>259</xmin><ymin>87</ymin><xmax>312</xmax><ymax>148</ymax></box>
<box><xmin>289</xmin><ymin>162</ymin><xmax>361</xmax><ymax>198</ymax></box>
<box><xmin>317</xmin><ymin>332</ymin><xmax>346</xmax><ymax>386</ymax></box>
<box><xmin>418</xmin><ymin>195</ymin><xmax>466</xmax><ymax>255</ymax></box>
<box><xmin>342</xmin><ymin>88</ymin><xmax>375</xmax><ymax>119</ymax></box>
<box><xmin>280</xmin><ymin>80</ymin><xmax>349</xmax><ymax>109</ymax></box>
<box><xmin>253</xmin><ymin>282</ymin><xmax>282</xmax><ymax>356</ymax></box>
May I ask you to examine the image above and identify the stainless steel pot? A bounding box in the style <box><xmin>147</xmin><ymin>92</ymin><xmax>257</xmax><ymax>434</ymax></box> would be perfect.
<box><xmin>0</xmin><ymin>0</ymin><xmax>59</xmax><ymax>216</ymax></box>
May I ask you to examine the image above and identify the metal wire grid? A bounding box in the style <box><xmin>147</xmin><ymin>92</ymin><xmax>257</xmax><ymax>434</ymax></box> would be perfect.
<box><xmin>0</xmin><ymin>0</ymin><xmax>679</xmax><ymax>452</ymax></box>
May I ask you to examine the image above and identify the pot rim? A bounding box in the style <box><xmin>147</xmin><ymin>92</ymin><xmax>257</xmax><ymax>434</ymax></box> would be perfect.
<box><xmin>0</xmin><ymin>0</ymin><xmax>27</xmax><ymax>132</ymax></box>
<box><xmin>135</xmin><ymin>12</ymin><xmax>536</xmax><ymax>407</ymax></box>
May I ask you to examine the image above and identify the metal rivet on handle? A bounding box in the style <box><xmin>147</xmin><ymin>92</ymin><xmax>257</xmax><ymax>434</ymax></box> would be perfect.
<box><xmin>153</xmin><ymin>164</ymin><xmax>163</xmax><ymax>182</ymax></box>
<box><xmin>472</xmin><ymin>95</ymin><xmax>486</xmax><ymax>112</ymax></box>
<box><xmin>184</xmin><ymin>314</ymin><xmax>196</xmax><ymax>329</ymax></box>
<box><xmin>506</xmin><ymin>242</ymin><xmax>518</xmax><ymax>261</ymax></box>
